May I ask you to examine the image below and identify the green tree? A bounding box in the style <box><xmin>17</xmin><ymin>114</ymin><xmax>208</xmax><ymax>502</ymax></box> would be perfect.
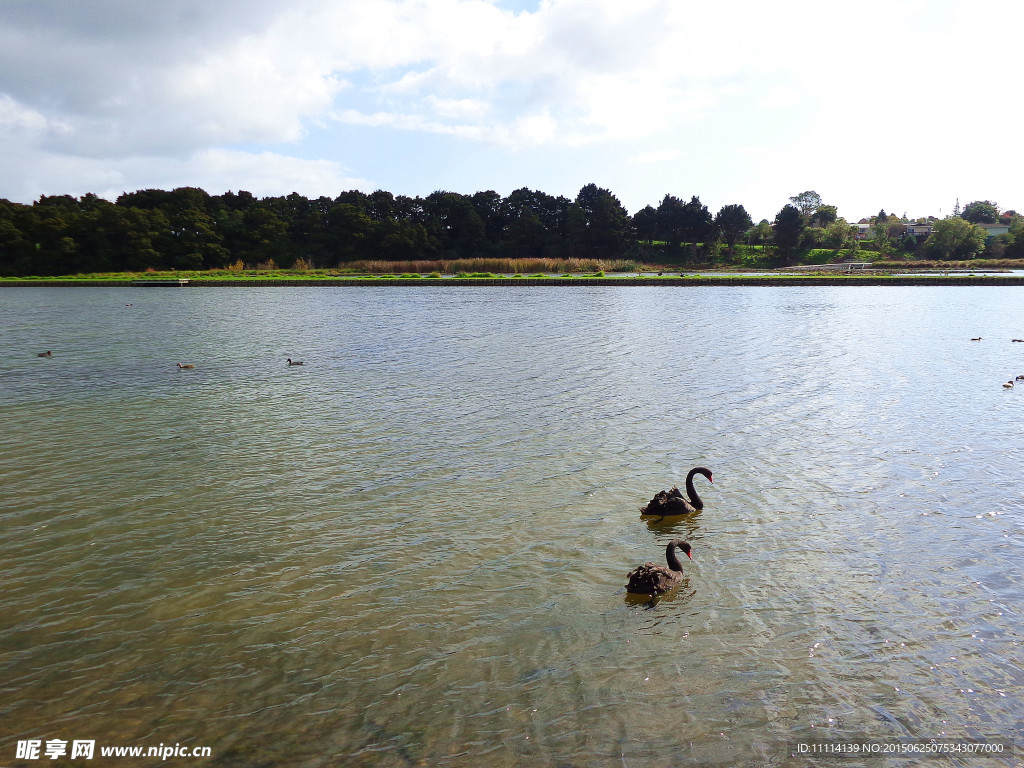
<box><xmin>365</xmin><ymin>190</ymin><xmax>397</xmax><ymax>222</ymax></box>
<box><xmin>789</xmin><ymin>190</ymin><xmax>823</xmax><ymax>219</ymax></box>
<box><xmin>501</xmin><ymin>188</ymin><xmax>569</xmax><ymax>259</ymax></box>
<box><xmin>870</xmin><ymin>210</ymin><xmax>895</xmax><ymax>255</ymax></box>
<box><xmin>961</xmin><ymin>200</ymin><xmax>999</xmax><ymax>224</ymax></box>
<box><xmin>471</xmin><ymin>190</ymin><xmax>506</xmax><ymax>244</ymax></box>
<box><xmin>326</xmin><ymin>202</ymin><xmax>376</xmax><ymax>261</ymax></box>
<box><xmin>822</xmin><ymin>218</ymin><xmax>855</xmax><ymax>249</ymax></box>
<box><xmin>811</xmin><ymin>204</ymin><xmax>838</xmax><ymax>227</ymax></box>
<box><xmin>921</xmin><ymin>217</ymin><xmax>986</xmax><ymax>260</ymax></box>
<box><xmin>424</xmin><ymin>191</ymin><xmax>487</xmax><ymax>257</ymax></box>
<box><xmin>749</xmin><ymin>219</ymin><xmax>772</xmax><ymax>252</ymax></box>
<box><xmin>679</xmin><ymin>196</ymin><xmax>714</xmax><ymax>261</ymax></box>
<box><xmin>566</xmin><ymin>183</ymin><xmax>629</xmax><ymax>260</ymax></box>
<box><xmin>714</xmin><ymin>204</ymin><xmax>753</xmax><ymax>253</ymax></box>
<box><xmin>773</xmin><ymin>204</ymin><xmax>804</xmax><ymax>256</ymax></box>
<box><xmin>799</xmin><ymin>227</ymin><xmax>824</xmax><ymax>249</ymax></box>
<box><xmin>0</xmin><ymin>200</ymin><xmax>35</xmax><ymax>275</ymax></box>
<box><xmin>631</xmin><ymin>205</ymin><xmax>658</xmax><ymax>246</ymax></box>
<box><xmin>1005</xmin><ymin>228</ymin><xmax>1024</xmax><ymax>260</ymax></box>
<box><xmin>655</xmin><ymin>194</ymin><xmax>686</xmax><ymax>249</ymax></box>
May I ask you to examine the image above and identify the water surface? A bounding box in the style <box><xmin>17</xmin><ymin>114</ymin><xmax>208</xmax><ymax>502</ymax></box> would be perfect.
<box><xmin>2</xmin><ymin>286</ymin><xmax>1023</xmax><ymax>767</ymax></box>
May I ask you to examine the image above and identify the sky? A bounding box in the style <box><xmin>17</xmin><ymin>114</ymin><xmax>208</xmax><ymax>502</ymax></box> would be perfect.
<box><xmin>1</xmin><ymin>0</ymin><xmax>1022</xmax><ymax>224</ymax></box>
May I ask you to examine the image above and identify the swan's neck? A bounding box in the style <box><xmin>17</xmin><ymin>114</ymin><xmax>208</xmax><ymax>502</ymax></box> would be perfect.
<box><xmin>666</xmin><ymin>543</ymin><xmax>685</xmax><ymax>572</ymax></box>
<box><xmin>685</xmin><ymin>470</ymin><xmax>704</xmax><ymax>510</ymax></box>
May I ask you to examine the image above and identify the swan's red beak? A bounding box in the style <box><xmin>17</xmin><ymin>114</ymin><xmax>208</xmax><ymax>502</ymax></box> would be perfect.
<box><xmin>686</xmin><ymin>551</ymin><xmax>692</xmax><ymax>559</ymax></box>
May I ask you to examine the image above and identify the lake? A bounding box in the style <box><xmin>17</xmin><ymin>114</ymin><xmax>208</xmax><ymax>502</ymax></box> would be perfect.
<box><xmin>1</xmin><ymin>285</ymin><xmax>1022</xmax><ymax>767</ymax></box>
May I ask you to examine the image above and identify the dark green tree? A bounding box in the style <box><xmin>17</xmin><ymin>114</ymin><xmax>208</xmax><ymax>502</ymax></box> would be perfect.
<box><xmin>1005</xmin><ymin>229</ymin><xmax>1024</xmax><ymax>259</ymax></box>
<box><xmin>655</xmin><ymin>194</ymin><xmax>686</xmax><ymax>249</ymax></box>
<box><xmin>961</xmin><ymin>200</ymin><xmax>999</xmax><ymax>224</ymax></box>
<box><xmin>501</xmin><ymin>188</ymin><xmax>568</xmax><ymax>259</ymax></box>
<box><xmin>424</xmin><ymin>191</ymin><xmax>487</xmax><ymax>257</ymax></box>
<box><xmin>679</xmin><ymin>196</ymin><xmax>714</xmax><ymax>260</ymax></box>
<box><xmin>566</xmin><ymin>183</ymin><xmax>629</xmax><ymax>260</ymax></box>
<box><xmin>773</xmin><ymin>204</ymin><xmax>804</xmax><ymax>256</ymax></box>
<box><xmin>0</xmin><ymin>200</ymin><xmax>35</xmax><ymax>275</ymax></box>
<box><xmin>714</xmin><ymin>204</ymin><xmax>753</xmax><ymax>253</ymax></box>
<box><xmin>470</xmin><ymin>190</ymin><xmax>506</xmax><ymax>244</ymax></box>
<box><xmin>631</xmin><ymin>205</ymin><xmax>658</xmax><ymax>246</ymax></box>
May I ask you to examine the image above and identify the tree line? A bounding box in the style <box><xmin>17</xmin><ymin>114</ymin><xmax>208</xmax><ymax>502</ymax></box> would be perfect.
<box><xmin>0</xmin><ymin>184</ymin><xmax>1021</xmax><ymax>276</ymax></box>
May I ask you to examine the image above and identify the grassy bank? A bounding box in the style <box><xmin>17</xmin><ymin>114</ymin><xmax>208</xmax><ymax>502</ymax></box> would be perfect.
<box><xmin>3</xmin><ymin>255</ymin><xmax>1023</xmax><ymax>284</ymax></box>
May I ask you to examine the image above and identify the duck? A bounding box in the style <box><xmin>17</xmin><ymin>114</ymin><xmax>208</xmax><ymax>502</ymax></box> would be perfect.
<box><xmin>626</xmin><ymin>540</ymin><xmax>692</xmax><ymax>595</ymax></box>
<box><xmin>971</xmin><ymin>337</ymin><xmax>982</xmax><ymax>341</ymax></box>
<box><xmin>1003</xmin><ymin>380</ymin><xmax>1014</xmax><ymax>389</ymax></box>
<box><xmin>36</xmin><ymin>351</ymin><xmax>52</xmax><ymax>357</ymax></box>
<box><xmin>640</xmin><ymin>467</ymin><xmax>714</xmax><ymax>518</ymax></box>
<box><xmin>1016</xmin><ymin>375</ymin><xmax>1024</xmax><ymax>381</ymax></box>
<box><xmin>287</xmin><ymin>358</ymin><xmax>304</xmax><ymax>366</ymax></box>
<box><xmin>176</xmin><ymin>363</ymin><xmax>195</xmax><ymax>370</ymax></box>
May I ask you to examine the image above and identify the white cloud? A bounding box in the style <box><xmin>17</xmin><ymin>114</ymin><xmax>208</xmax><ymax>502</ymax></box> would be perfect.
<box><xmin>0</xmin><ymin>141</ymin><xmax>368</xmax><ymax>204</ymax></box>
<box><xmin>628</xmin><ymin>150</ymin><xmax>682</xmax><ymax>165</ymax></box>
<box><xmin>426</xmin><ymin>96</ymin><xmax>493</xmax><ymax>121</ymax></box>
<box><xmin>1</xmin><ymin>0</ymin><xmax>1023</xmax><ymax>213</ymax></box>
<box><xmin>0</xmin><ymin>94</ymin><xmax>69</xmax><ymax>136</ymax></box>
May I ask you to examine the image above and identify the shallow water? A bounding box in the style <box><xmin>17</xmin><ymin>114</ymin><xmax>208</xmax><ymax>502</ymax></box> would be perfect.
<box><xmin>2</xmin><ymin>285</ymin><xmax>1023</xmax><ymax>767</ymax></box>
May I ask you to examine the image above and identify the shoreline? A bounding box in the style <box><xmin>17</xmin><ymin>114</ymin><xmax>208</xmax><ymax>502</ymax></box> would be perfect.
<box><xmin>3</xmin><ymin>274</ymin><xmax>1024</xmax><ymax>287</ymax></box>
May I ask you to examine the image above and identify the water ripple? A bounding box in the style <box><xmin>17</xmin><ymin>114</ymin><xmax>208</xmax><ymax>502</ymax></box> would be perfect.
<box><xmin>2</xmin><ymin>286</ymin><xmax>1023</xmax><ymax>766</ymax></box>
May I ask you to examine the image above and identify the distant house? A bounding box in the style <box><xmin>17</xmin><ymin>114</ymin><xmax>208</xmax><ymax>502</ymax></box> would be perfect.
<box><xmin>852</xmin><ymin>218</ymin><xmax>1000</xmax><ymax>242</ymax></box>
<box><xmin>978</xmin><ymin>222</ymin><xmax>1010</xmax><ymax>241</ymax></box>
<box><xmin>853</xmin><ymin>220</ymin><xmax>915</xmax><ymax>240</ymax></box>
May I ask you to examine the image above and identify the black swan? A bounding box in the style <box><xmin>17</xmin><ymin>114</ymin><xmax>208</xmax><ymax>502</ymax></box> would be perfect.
<box><xmin>176</xmin><ymin>363</ymin><xmax>195</xmax><ymax>369</ymax></box>
<box><xmin>640</xmin><ymin>467</ymin><xmax>713</xmax><ymax>517</ymax></box>
<box><xmin>626</xmin><ymin>540</ymin><xmax>692</xmax><ymax>594</ymax></box>
<box><xmin>287</xmin><ymin>358</ymin><xmax>304</xmax><ymax>366</ymax></box>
